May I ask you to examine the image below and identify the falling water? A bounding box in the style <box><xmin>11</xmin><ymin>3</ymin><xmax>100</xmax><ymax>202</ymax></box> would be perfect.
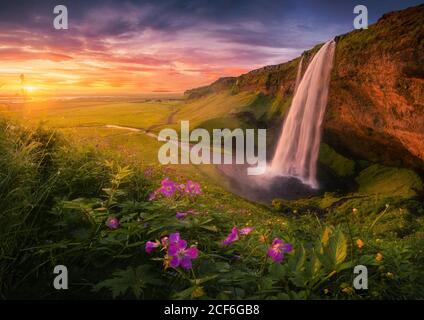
<box><xmin>294</xmin><ymin>55</ymin><xmax>304</xmax><ymax>94</ymax></box>
<box><xmin>269</xmin><ymin>40</ymin><xmax>336</xmax><ymax>188</ymax></box>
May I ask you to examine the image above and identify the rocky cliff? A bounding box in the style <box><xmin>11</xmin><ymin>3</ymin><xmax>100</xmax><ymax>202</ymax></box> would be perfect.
<box><xmin>326</xmin><ymin>4</ymin><xmax>423</xmax><ymax>170</ymax></box>
<box><xmin>184</xmin><ymin>4</ymin><xmax>424</xmax><ymax>172</ymax></box>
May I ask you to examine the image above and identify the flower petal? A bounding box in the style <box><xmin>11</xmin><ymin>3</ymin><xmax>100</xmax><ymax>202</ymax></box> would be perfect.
<box><xmin>145</xmin><ymin>241</ymin><xmax>159</xmax><ymax>254</ymax></box>
<box><xmin>180</xmin><ymin>256</ymin><xmax>192</xmax><ymax>269</ymax></box>
<box><xmin>177</xmin><ymin>239</ymin><xmax>187</xmax><ymax>250</ymax></box>
<box><xmin>169</xmin><ymin>232</ymin><xmax>180</xmax><ymax>244</ymax></box>
<box><xmin>271</xmin><ymin>238</ymin><xmax>283</xmax><ymax>246</ymax></box>
<box><xmin>170</xmin><ymin>255</ymin><xmax>180</xmax><ymax>268</ymax></box>
<box><xmin>240</xmin><ymin>227</ymin><xmax>253</xmax><ymax>235</ymax></box>
<box><xmin>167</xmin><ymin>244</ymin><xmax>179</xmax><ymax>256</ymax></box>
<box><xmin>267</xmin><ymin>248</ymin><xmax>284</xmax><ymax>263</ymax></box>
<box><xmin>282</xmin><ymin>243</ymin><xmax>293</xmax><ymax>253</ymax></box>
<box><xmin>185</xmin><ymin>246</ymin><xmax>199</xmax><ymax>259</ymax></box>
<box><xmin>176</xmin><ymin>212</ymin><xmax>188</xmax><ymax>219</ymax></box>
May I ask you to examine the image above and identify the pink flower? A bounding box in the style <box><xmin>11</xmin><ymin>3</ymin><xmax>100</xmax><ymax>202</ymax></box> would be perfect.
<box><xmin>221</xmin><ymin>226</ymin><xmax>253</xmax><ymax>246</ymax></box>
<box><xmin>222</xmin><ymin>227</ymin><xmax>239</xmax><ymax>246</ymax></box>
<box><xmin>186</xmin><ymin>180</ymin><xmax>202</xmax><ymax>195</ymax></box>
<box><xmin>240</xmin><ymin>227</ymin><xmax>253</xmax><ymax>235</ymax></box>
<box><xmin>145</xmin><ymin>241</ymin><xmax>160</xmax><ymax>254</ymax></box>
<box><xmin>175</xmin><ymin>209</ymin><xmax>198</xmax><ymax>220</ymax></box>
<box><xmin>176</xmin><ymin>211</ymin><xmax>188</xmax><ymax>219</ymax></box>
<box><xmin>148</xmin><ymin>191</ymin><xmax>157</xmax><ymax>201</ymax></box>
<box><xmin>168</xmin><ymin>232</ymin><xmax>185</xmax><ymax>248</ymax></box>
<box><xmin>158</xmin><ymin>178</ymin><xmax>176</xmax><ymax>197</ymax></box>
<box><xmin>106</xmin><ymin>217</ymin><xmax>120</xmax><ymax>230</ymax></box>
<box><xmin>267</xmin><ymin>238</ymin><xmax>293</xmax><ymax>263</ymax></box>
<box><xmin>167</xmin><ymin>233</ymin><xmax>199</xmax><ymax>269</ymax></box>
<box><xmin>177</xmin><ymin>184</ymin><xmax>186</xmax><ymax>192</ymax></box>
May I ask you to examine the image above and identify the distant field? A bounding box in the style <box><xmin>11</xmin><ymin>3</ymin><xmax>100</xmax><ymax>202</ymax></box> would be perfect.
<box><xmin>0</xmin><ymin>91</ymin><xmax>264</xmax><ymax>134</ymax></box>
<box><xmin>1</xmin><ymin>98</ymin><xmax>180</xmax><ymax>130</ymax></box>
<box><xmin>0</xmin><ymin>94</ymin><xmax>271</xmax><ymax>190</ymax></box>
<box><xmin>0</xmin><ymin>97</ymin><xmax>237</xmax><ymax>188</ymax></box>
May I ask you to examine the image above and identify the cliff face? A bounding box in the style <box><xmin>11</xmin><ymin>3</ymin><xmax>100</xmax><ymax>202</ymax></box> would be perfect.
<box><xmin>325</xmin><ymin>5</ymin><xmax>424</xmax><ymax>170</ymax></box>
<box><xmin>184</xmin><ymin>4</ymin><xmax>424</xmax><ymax>171</ymax></box>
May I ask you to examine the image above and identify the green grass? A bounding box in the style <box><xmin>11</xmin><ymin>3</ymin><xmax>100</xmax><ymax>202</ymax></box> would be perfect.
<box><xmin>1</xmin><ymin>90</ymin><xmax>424</xmax><ymax>300</ymax></box>
<box><xmin>319</xmin><ymin>143</ymin><xmax>356</xmax><ymax>178</ymax></box>
<box><xmin>2</xmin><ymin>99</ymin><xmax>180</xmax><ymax>132</ymax></box>
<box><xmin>172</xmin><ymin>91</ymin><xmax>257</xmax><ymax>131</ymax></box>
<box><xmin>356</xmin><ymin>164</ymin><xmax>423</xmax><ymax>197</ymax></box>
<box><xmin>1</xmin><ymin>113</ymin><xmax>424</xmax><ymax>299</ymax></box>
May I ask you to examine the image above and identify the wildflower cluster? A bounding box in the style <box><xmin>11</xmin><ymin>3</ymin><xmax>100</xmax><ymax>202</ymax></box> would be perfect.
<box><xmin>222</xmin><ymin>226</ymin><xmax>253</xmax><ymax>246</ymax></box>
<box><xmin>267</xmin><ymin>238</ymin><xmax>293</xmax><ymax>263</ymax></box>
<box><xmin>145</xmin><ymin>232</ymin><xmax>199</xmax><ymax>270</ymax></box>
<box><xmin>149</xmin><ymin>178</ymin><xmax>202</xmax><ymax>200</ymax></box>
<box><xmin>221</xmin><ymin>226</ymin><xmax>293</xmax><ymax>263</ymax></box>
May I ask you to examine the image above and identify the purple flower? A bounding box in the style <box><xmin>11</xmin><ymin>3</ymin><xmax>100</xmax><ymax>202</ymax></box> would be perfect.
<box><xmin>148</xmin><ymin>191</ymin><xmax>157</xmax><ymax>201</ymax></box>
<box><xmin>177</xmin><ymin>183</ymin><xmax>186</xmax><ymax>192</ymax></box>
<box><xmin>167</xmin><ymin>232</ymin><xmax>199</xmax><ymax>269</ymax></box>
<box><xmin>186</xmin><ymin>180</ymin><xmax>202</xmax><ymax>195</ymax></box>
<box><xmin>175</xmin><ymin>209</ymin><xmax>198</xmax><ymax>220</ymax></box>
<box><xmin>222</xmin><ymin>227</ymin><xmax>239</xmax><ymax>246</ymax></box>
<box><xmin>240</xmin><ymin>227</ymin><xmax>253</xmax><ymax>235</ymax></box>
<box><xmin>267</xmin><ymin>238</ymin><xmax>293</xmax><ymax>263</ymax></box>
<box><xmin>169</xmin><ymin>232</ymin><xmax>185</xmax><ymax>247</ymax></box>
<box><xmin>158</xmin><ymin>178</ymin><xmax>176</xmax><ymax>197</ymax></box>
<box><xmin>145</xmin><ymin>240</ymin><xmax>160</xmax><ymax>254</ymax></box>
<box><xmin>176</xmin><ymin>211</ymin><xmax>188</xmax><ymax>219</ymax></box>
<box><xmin>106</xmin><ymin>217</ymin><xmax>120</xmax><ymax>230</ymax></box>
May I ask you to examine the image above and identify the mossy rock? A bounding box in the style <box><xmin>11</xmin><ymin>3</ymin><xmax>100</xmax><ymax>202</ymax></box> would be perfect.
<box><xmin>318</xmin><ymin>143</ymin><xmax>355</xmax><ymax>178</ymax></box>
<box><xmin>356</xmin><ymin>164</ymin><xmax>423</xmax><ymax>197</ymax></box>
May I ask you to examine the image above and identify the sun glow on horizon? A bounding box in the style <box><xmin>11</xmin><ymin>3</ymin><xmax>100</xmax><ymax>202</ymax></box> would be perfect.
<box><xmin>24</xmin><ymin>85</ymin><xmax>37</xmax><ymax>93</ymax></box>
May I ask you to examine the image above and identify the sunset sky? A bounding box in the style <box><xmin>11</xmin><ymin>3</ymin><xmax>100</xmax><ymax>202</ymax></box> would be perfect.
<box><xmin>0</xmin><ymin>0</ymin><xmax>421</xmax><ymax>96</ymax></box>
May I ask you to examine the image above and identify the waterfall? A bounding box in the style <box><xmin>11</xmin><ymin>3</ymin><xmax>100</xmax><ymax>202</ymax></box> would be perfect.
<box><xmin>269</xmin><ymin>40</ymin><xmax>336</xmax><ymax>188</ymax></box>
<box><xmin>294</xmin><ymin>55</ymin><xmax>304</xmax><ymax>94</ymax></box>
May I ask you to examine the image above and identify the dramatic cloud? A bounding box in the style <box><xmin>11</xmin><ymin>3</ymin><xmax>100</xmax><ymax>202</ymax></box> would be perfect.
<box><xmin>0</xmin><ymin>0</ymin><xmax>421</xmax><ymax>95</ymax></box>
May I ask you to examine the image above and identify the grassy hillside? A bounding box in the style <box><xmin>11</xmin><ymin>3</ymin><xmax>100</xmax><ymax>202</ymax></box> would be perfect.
<box><xmin>1</xmin><ymin>114</ymin><xmax>424</xmax><ymax>299</ymax></box>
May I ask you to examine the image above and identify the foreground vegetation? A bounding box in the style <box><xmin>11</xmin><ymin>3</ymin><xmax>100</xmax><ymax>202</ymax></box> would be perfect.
<box><xmin>1</xmin><ymin>116</ymin><xmax>424</xmax><ymax>299</ymax></box>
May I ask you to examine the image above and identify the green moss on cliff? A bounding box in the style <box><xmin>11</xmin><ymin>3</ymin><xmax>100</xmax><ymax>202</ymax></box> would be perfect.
<box><xmin>318</xmin><ymin>143</ymin><xmax>356</xmax><ymax>177</ymax></box>
<box><xmin>356</xmin><ymin>164</ymin><xmax>423</xmax><ymax>197</ymax></box>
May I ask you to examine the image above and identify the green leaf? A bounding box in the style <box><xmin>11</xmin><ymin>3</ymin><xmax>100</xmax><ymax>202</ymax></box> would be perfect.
<box><xmin>269</xmin><ymin>263</ymin><xmax>286</xmax><ymax>279</ymax></box>
<box><xmin>93</xmin><ymin>265</ymin><xmax>161</xmax><ymax>299</ymax></box>
<box><xmin>318</xmin><ymin>227</ymin><xmax>348</xmax><ymax>272</ymax></box>
<box><xmin>359</xmin><ymin>254</ymin><xmax>379</xmax><ymax>266</ymax></box>
<box><xmin>321</xmin><ymin>226</ymin><xmax>332</xmax><ymax>246</ymax></box>
<box><xmin>200</xmin><ymin>225</ymin><xmax>218</xmax><ymax>232</ymax></box>
<box><xmin>287</xmin><ymin>244</ymin><xmax>306</xmax><ymax>273</ymax></box>
<box><xmin>332</xmin><ymin>228</ymin><xmax>347</xmax><ymax>267</ymax></box>
<box><xmin>190</xmin><ymin>275</ymin><xmax>218</xmax><ymax>285</ymax></box>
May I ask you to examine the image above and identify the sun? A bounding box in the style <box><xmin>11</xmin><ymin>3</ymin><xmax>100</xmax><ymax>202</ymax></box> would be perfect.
<box><xmin>24</xmin><ymin>85</ymin><xmax>37</xmax><ymax>93</ymax></box>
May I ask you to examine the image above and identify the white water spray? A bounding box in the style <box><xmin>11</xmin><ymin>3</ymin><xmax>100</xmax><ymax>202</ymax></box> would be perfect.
<box><xmin>294</xmin><ymin>55</ymin><xmax>304</xmax><ymax>94</ymax></box>
<box><xmin>269</xmin><ymin>40</ymin><xmax>336</xmax><ymax>188</ymax></box>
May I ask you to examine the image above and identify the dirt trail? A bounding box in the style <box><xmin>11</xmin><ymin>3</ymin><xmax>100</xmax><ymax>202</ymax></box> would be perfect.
<box><xmin>146</xmin><ymin>108</ymin><xmax>179</xmax><ymax>132</ymax></box>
